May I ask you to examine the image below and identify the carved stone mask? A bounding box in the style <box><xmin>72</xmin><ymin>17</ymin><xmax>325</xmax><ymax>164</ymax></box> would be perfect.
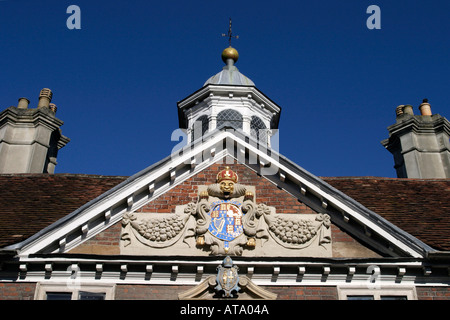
<box><xmin>220</xmin><ymin>180</ymin><xmax>235</xmax><ymax>198</ymax></box>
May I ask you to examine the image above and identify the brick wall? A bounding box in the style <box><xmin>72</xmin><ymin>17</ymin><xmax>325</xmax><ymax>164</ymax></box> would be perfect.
<box><xmin>1</xmin><ymin>281</ymin><xmax>449</xmax><ymax>300</ymax></box>
<box><xmin>138</xmin><ymin>163</ymin><xmax>313</xmax><ymax>214</ymax></box>
<box><xmin>266</xmin><ymin>286</ymin><xmax>338</xmax><ymax>300</ymax></box>
<box><xmin>0</xmin><ymin>282</ymin><xmax>35</xmax><ymax>300</ymax></box>
<box><xmin>115</xmin><ymin>285</ymin><xmax>450</xmax><ymax>300</ymax></box>
<box><xmin>70</xmin><ymin>222</ymin><xmax>121</xmax><ymax>254</ymax></box>
<box><xmin>114</xmin><ymin>284</ymin><xmax>338</xmax><ymax>300</ymax></box>
<box><xmin>116</xmin><ymin>284</ymin><xmax>194</xmax><ymax>300</ymax></box>
<box><xmin>416</xmin><ymin>287</ymin><xmax>450</xmax><ymax>300</ymax></box>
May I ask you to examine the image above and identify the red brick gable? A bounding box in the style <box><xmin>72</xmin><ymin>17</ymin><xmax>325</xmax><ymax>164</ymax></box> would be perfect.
<box><xmin>137</xmin><ymin>163</ymin><xmax>312</xmax><ymax>214</ymax></box>
<box><xmin>73</xmin><ymin>163</ymin><xmax>378</xmax><ymax>257</ymax></box>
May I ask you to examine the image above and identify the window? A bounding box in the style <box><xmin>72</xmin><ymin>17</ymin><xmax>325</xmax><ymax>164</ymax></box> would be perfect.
<box><xmin>347</xmin><ymin>295</ymin><xmax>407</xmax><ymax>300</ymax></box>
<box><xmin>46</xmin><ymin>292</ymin><xmax>72</xmax><ymax>300</ymax></box>
<box><xmin>380</xmin><ymin>295</ymin><xmax>407</xmax><ymax>300</ymax></box>
<box><xmin>35</xmin><ymin>283</ymin><xmax>115</xmax><ymax>300</ymax></box>
<box><xmin>79</xmin><ymin>291</ymin><xmax>106</xmax><ymax>300</ymax></box>
<box><xmin>217</xmin><ymin>109</ymin><xmax>243</xmax><ymax>130</ymax></box>
<box><xmin>338</xmin><ymin>287</ymin><xmax>416</xmax><ymax>300</ymax></box>
<box><xmin>250</xmin><ymin>116</ymin><xmax>268</xmax><ymax>143</ymax></box>
<box><xmin>347</xmin><ymin>295</ymin><xmax>374</xmax><ymax>300</ymax></box>
<box><xmin>191</xmin><ymin>115</ymin><xmax>209</xmax><ymax>141</ymax></box>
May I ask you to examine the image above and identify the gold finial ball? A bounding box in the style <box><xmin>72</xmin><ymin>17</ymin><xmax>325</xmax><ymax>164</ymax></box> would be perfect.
<box><xmin>222</xmin><ymin>47</ymin><xmax>239</xmax><ymax>64</ymax></box>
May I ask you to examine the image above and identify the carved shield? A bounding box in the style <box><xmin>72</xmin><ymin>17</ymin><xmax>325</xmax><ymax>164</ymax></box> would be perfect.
<box><xmin>216</xmin><ymin>256</ymin><xmax>240</xmax><ymax>297</ymax></box>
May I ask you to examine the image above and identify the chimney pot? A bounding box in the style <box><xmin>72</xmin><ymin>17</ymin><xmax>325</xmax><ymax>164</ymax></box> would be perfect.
<box><xmin>419</xmin><ymin>99</ymin><xmax>432</xmax><ymax>116</ymax></box>
<box><xmin>17</xmin><ymin>98</ymin><xmax>30</xmax><ymax>109</ymax></box>
<box><xmin>49</xmin><ymin>103</ymin><xmax>57</xmax><ymax>113</ymax></box>
<box><xmin>403</xmin><ymin>105</ymin><xmax>414</xmax><ymax>116</ymax></box>
<box><xmin>396</xmin><ymin>105</ymin><xmax>404</xmax><ymax>117</ymax></box>
<box><xmin>37</xmin><ymin>88</ymin><xmax>52</xmax><ymax>109</ymax></box>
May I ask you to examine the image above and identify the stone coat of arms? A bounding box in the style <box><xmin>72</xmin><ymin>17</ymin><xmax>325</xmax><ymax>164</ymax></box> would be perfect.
<box><xmin>121</xmin><ymin>167</ymin><xmax>332</xmax><ymax>257</ymax></box>
<box><xmin>215</xmin><ymin>256</ymin><xmax>240</xmax><ymax>298</ymax></box>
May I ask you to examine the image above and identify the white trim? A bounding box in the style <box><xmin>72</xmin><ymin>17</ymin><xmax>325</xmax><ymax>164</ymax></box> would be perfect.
<box><xmin>178</xmin><ymin>85</ymin><xmax>281</xmax><ymax>116</ymax></box>
<box><xmin>34</xmin><ymin>282</ymin><xmax>116</xmax><ymax>300</ymax></box>
<box><xmin>337</xmin><ymin>286</ymin><xmax>418</xmax><ymax>300</ymax></box>
<box><xmin>14</xmin><ymin>261</ymin><xmax>449</xmax><ymax>288</ymax></box>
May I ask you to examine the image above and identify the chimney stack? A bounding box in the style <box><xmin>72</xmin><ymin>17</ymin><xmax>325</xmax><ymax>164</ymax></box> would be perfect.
<box><xmin>37</xmin><ymin>88</ymin><xmax>53</xmax><ymax>109</ymax></box>
<box><xmin>382</xmin><ymin>98</ymin><xmax>450</xmax><ymax>178</ymax></box>
<box><xmin>0</xmin><ymin>88</ymin><xmax>70</xmax><ymax>174</ymax></box>
<box><xmin>17</xmin><ymin>98</ymin><xmax>30</xmax><ymax>109</ymax></box>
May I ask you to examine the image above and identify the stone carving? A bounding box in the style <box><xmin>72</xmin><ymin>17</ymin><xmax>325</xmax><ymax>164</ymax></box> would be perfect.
<box><xmin>178</xmin><ymin>275</ymin><xmax>278</xmax><ymax>300</ymax></box>
<box><xmin>120</xmin><ymin>167</ymin><xmax>332</xmax><ymax>257</ymax></box>
<box><xmin>215</xmin><ymin>256</ymin><xmax>240</xmax><ymax>298</ymax></box>
<box><xmin>266</xmin><ymin>213</ymin><xmax>331</xmax><ymax>248</ymax></box>
<box><xmin>122</xmin><ymin>212</ymin><xmax>189</xmax><ymax>248</ymax></box>
<box><xmin>178</xmin><ymin>255</ymin><xmax>277</xmax><ymax>300</ymax></box>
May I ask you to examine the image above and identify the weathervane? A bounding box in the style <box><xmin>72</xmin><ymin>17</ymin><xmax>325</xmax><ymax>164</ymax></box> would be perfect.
<box><xmin>222</xmin><ymin>18</ymin><xmax>239</xmax><ymax>47</ymax></box>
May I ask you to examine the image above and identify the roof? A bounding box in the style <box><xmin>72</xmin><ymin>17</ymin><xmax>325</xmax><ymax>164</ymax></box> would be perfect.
<box><xmin>0</xmin><ymin>174</ymin><xmax>127</xmax><ymax>248</ymax></box>
<box><xmin>203</xmin><ymin>64</ymin><xmax>255</xmax><ymax>86</ymax></box>
<box><xmin>323</xmin><ymin>177</ymin><xmax>450</xmax><ymax>251</ymax></box>
<box><xmin>0</xmin><ymin>174</ymin><xmax>448</xmax><ymax>251</ymax></box>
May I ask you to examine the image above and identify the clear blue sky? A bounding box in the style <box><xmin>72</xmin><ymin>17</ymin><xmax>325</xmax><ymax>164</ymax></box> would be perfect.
<box><xmin>1</xmin><ymin>0</ymin><xmax>449</xmax><ymax>178</ymax></box>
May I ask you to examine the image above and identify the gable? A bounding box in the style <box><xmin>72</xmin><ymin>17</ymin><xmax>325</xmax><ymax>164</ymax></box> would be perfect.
<box><xmin>71</xmin><ymin>162</ymin><xmax>379</xmax><ymax>258</ymax></box>
<box><xmin>3</xmin><ymin>130</ymin><xmax>435</xmax><ymax>259</ymax></box>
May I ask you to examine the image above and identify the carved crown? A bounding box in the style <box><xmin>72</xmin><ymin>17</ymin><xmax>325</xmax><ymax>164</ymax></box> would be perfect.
<box><xmin>216</xmin><ymin>166</ymin><xmax>238</xmax><ymax>183</ymax></box>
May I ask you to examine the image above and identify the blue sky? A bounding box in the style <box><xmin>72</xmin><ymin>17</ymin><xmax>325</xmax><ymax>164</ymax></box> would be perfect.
<box><xmin>1</xmin><ymin>0</ymin><xmax>449</xmax><ymax>178</ymax></box>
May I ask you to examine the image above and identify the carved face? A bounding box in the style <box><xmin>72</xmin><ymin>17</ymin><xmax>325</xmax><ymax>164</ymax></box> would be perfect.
<box><xmin>219</xmin><ymin>180</ymin><xmax>235</xmax><ymax>198</ymax></box>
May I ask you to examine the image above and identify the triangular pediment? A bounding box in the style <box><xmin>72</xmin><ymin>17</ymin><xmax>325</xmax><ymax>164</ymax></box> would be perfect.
<box><xmin>178</xmin><ymin>275</ymin><xmax>277</xmax><ymax>300</ymax></box>
<box><xmin>10</xmin><ymin>130</ymin><xmax>433</xmax><ymax>259</ymax></box>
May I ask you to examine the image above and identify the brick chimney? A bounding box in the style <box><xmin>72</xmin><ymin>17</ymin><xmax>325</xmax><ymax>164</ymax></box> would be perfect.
<box><xmin>381</xmin><ymin>99</ymin><xmax>450</xmax><ymax>178</ymax></box>
<box><xmin>0</xmin><ymin>88</ymin><xmax>70</xmax><ymax>173</ymax></box>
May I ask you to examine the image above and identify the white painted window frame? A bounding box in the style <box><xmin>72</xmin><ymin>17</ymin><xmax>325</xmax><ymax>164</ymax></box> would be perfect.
<box><xmin>34</xmin><ymin>282</ymin><xmax>116</xmax><ymax>300</ymax></box>
<box><xmin>337</xmin><ymin>286</ymin><xmax>417</xmax><ymax>300</ymax></box>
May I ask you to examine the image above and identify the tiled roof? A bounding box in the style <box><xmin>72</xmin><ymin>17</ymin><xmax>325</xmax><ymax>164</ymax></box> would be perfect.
<box><xmin>0</xmin><ymin>174</ymin><xmax>449</xmax><ymax>252</ymax></box>
<box><xmin>0</xmin><ymin>174</ymin><xmax>127</xmax><ymax>248</ymax></box>
<box><xmin>323</xmin><ymin>177</ymin><xmax>450</xmax><ymax>251</ymax></box>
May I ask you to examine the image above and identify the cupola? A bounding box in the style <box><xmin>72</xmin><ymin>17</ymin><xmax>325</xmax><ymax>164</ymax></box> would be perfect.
<box><xmin>177</xmin><ymin>45</ymin><xmax>281</xmax><ymax>148</ymax></box>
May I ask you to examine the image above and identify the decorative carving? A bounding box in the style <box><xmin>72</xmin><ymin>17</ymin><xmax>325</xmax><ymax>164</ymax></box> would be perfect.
<box><xmin>215</xmin><ymin>256</ymin><xmax>240</xmax><ymax>298</ymax></box>
<box><xmin>121</xmin><ymin>210</ymin><xmax>192</xmax><ymax>248</ymax></box>
<box><xmin>120</xmin><ymin>166</ymin><xmax>332</xmax><ymax>257</ymax></box>
<box><xmin>266</xmin><ymin>213</ymin><xmax>331</xmax><ymax>249</ymax></box>
<box><xmin>178</xmin><ymin>256</ymin><xmax>278</xmax><ymax>300</ymax></box>
<box><xmin>177</xmin><ymin>275</ymin><xmax>277</xmax><ymax>300</ymax></box>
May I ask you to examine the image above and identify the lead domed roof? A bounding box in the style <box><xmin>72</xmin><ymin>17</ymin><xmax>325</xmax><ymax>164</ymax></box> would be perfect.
<box><xmin>203</xmin><ymin>47</ymin><xmax>255</xmax><ymax>86</ymax></box>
